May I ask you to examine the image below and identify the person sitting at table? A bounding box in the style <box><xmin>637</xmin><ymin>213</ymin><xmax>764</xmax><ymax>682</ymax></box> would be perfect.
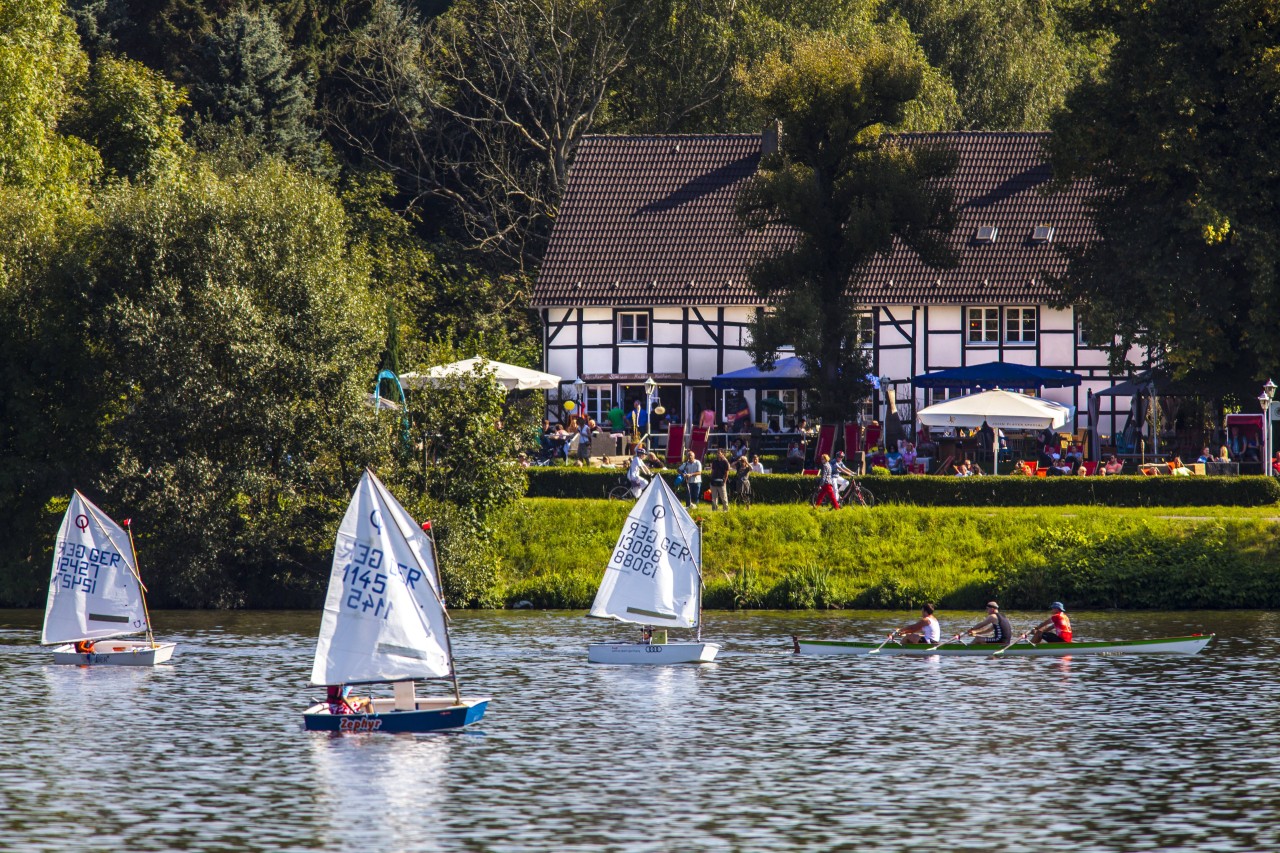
<box><xmin>786</xmin><ymin>441</ymin><xmax>805</xmax><ymax>471</ymax></box>
<box><xmin>1047</xmin><ymin>453</ymin><xmax>1071</xmax><ymax>476</ymax></box>
<box><xmin>901</xmin><ymin>441</ymin><xmax>918</xmax><ymax>471</ymax></box>
<box><xmin>1219</xmin><ymin>445</ymin><xmax>1231</xmax><ymax>463</ymax></box>
<box><xmin>954</xmin><ymin>459</ymin><xmax>976</xmax><ymax>477</ymax></box>
<box><xmin>730</xmin><ymin>438</ymin><xmax>749</xmax><ymax>461</ymax></box>
<box><xmin>1242</xmin><ymin>433</ymin><xmax>1261</xmax><ymax>462</ymax></box>
<box><xmin>1197</xmin><ymin>446</ymin><xmax>1215</xmax><ymax>465</ymax></box>
<box><xmin>749</xmin><ymin>454</ymin><xmax>765</xmax><ymax>474</ymax></box>
<box><xmin>1103</xmin><ymin>454</ymin><xmax>1125</xmax><ymax>475</ymax></box>
<box><xmin>885</xmin><ymin>446</ymin><xmax>904</xmax><ymax>474</ymax></box>
<box><xmin>1038</xmin><ymin>445</ymin><xmax>1056</xmax><ymax>470</ymax></box>
<box><xmin>1228</xmin><ymin>427</ymin><xmax>1245</xmax><ymax>458</ymax></box>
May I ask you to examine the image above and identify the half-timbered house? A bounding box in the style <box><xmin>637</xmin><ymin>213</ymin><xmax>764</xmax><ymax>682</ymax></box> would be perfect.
<box><xmin>533</xmin><ymin>130</ymin><xmax>1138</xmax><ymax>444</ymax></box>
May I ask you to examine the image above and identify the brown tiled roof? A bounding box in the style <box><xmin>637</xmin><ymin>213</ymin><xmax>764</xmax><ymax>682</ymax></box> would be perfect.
<box><xmin>532</xmin><ymin>131</ymin><xmax>1094</xmax><ymax>307</ymax></box>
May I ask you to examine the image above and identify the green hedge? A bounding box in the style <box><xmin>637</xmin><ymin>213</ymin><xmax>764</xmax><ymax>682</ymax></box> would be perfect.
<box><xmin>525</xmin><ymin>467</ymin><xmax>1280</xmax><ymax>506</ymax></box>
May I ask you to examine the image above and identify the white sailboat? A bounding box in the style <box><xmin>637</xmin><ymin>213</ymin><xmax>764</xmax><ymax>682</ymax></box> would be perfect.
<box><xmin>588</xmin><ymin>475</ymin><xmax>719</xmax><ymax>664</ymax></box>
<box><xmin>42</xmin><ymin>491</ymin><xmax>176</xmax><ymax>666</ymax></box>
<box><xmin>302</xmin><ymin>469</ymin><xmax>489</xmax><ymax>733</ymax></box>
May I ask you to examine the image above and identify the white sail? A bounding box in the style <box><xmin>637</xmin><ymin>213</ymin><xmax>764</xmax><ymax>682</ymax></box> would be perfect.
<box><xmin>42</xmin><ymin>491</ymin><xmax>148</xmax><ymax>645</ymax></box>
<box><xmin>310</xmin><ymin>470</ymin><xmax>451</xmax><ymax>686</ymax></box>
<box><xmin>589</xmin><ymin>476</ymin><xmax>702</xmax><ymax>629</ymax></box>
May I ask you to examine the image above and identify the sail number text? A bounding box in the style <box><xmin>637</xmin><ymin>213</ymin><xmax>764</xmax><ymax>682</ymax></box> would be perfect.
<box><xmin>335</xmin><ymin>539</ymin><xmax>425</xmax><ymax>620</ymax></box>
<box><xmin>612</xmin><ymin>520</ymin><xmax>692</xmax><ymax>577</ymax></box>
<box><xmin>53</xmin><ymin>541</ymin><xmax>121</xmax><ymax>594</ymax></box>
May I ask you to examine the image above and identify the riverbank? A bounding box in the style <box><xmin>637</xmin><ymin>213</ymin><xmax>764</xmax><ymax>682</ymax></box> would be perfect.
<box><xmin>495</xmin><ymin>499</ymin><xmax>1280</xmax><ymax>610</ymax></box>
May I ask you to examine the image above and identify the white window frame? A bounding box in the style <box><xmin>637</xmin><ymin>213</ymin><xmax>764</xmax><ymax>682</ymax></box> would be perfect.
<box><xmin>967</xmin><ymin>307</ymin><xmax>999</xmax><ymax>345</ymax></box>
<box><xmin>1004</xmin><ymin>307</ymin><xmax>1037</xmax><ymax>345</ymax></box>
<box><xmin>585</xmin><ymin>385</ymin><xmax>614</xmax><ymax>424</ymax></box>
<box><xmin>618</xmin><ymin>311</ymin><xmax>649</xmax><ymax>345</ymax></box>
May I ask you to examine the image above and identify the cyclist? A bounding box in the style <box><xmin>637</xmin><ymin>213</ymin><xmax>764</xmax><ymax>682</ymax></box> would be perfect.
<box><xmin>627</xmin><ymin>444</ymin><xmax>652</xmax><ymax>498</ymax></box>
<box><xmin>832</xmin><ymin>450</ymin><xmax>857</xmax><ymax>498</ymax></box>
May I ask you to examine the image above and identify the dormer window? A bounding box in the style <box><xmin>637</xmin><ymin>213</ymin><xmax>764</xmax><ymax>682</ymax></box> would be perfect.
<box><xmin>1032</xmin><ymin>225</ymin><xmax>1055</xmax><ymax>243</ymax></box>
<box><xmin>975</xmin><ymin>226</ymin><xmax>998</xmax><ymax>243</ymax></box>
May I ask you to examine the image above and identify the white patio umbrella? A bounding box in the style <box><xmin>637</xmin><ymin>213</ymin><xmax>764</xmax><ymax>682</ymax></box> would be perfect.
<box><xmin>917</xmin><ymin>389</ymin><xmax>1073</xmax><ymax>475</ymax></box>
<box><xmin>400</xmin><ymin>357</ymin><xmax>561</xmax><ymax>392</ymax></box>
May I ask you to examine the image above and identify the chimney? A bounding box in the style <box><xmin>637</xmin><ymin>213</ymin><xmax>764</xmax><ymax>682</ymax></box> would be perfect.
<box><xmin>761</xmin><ymin>119</ymin><xmax>782</xmax><ymax>155</ymax></box>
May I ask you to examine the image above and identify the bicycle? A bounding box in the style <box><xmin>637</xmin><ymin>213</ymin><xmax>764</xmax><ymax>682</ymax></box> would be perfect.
<box><xmin>607</xmin><ymin>475</ymin><xmax>645</xmax><ymax>501</ymax></box>
<box><xmin>810</xmin><ymin>477</ymin><xmax>875</xmax><ymax>508</ymax></box>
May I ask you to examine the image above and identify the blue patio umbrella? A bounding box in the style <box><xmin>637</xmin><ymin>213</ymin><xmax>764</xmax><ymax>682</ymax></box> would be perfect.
<box><xmin>711</xmin><ymin>357</ymin><xmax>808</xmax><ymax>390</ymax></box>
<box><xmin>911</xmin><ymin>361</ymin><xmax>1082</xmax><ymax>390</ymax></box>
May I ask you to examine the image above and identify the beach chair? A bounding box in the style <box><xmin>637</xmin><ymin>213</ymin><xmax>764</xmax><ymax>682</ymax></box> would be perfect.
<box><xmin>812</xmin><ymin>424</ymin><xmax>837</xmax><ymax>463</ymax></box>
<box><xmin>1082</xmin><ymin>460</ymin><xmax>1099</xmax><ymax>476</ymax></box>
<box><xmin>665</xmin><ymin>425</ymin><xmax>686</xmax><ymax>466</ymax></box>
<box><xmin>689</xmin><ymin>426</ymin><xmax>710</xmax><ymax>460</ymax></box>
<box><xmin>863</xmin><ymin>423</ymin><xmax>882</xmax><ymax>452</ymax></box>
<box><xmin>843</xmin><ymin>423</ymin><xmax>859</xmax><ymax>456</ymax></box>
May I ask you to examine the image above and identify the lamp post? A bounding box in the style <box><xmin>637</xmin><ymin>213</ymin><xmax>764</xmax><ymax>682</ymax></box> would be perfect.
<box><xmin>1260</xmin><ymin>378</ymin><xmax>1276</xmax><ymax>476</ymax></box>
<box><xmin>643</xmin><ymin>376</ymin><xmax>658</xmax><ymax>446</ymax></box>
<box><xmin>572</xmin><ymin>377</ymin><xmax>585</xmax><ymax>418</ymax></box>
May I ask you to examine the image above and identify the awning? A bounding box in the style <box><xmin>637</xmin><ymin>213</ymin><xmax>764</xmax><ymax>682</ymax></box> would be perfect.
<box><xmin>401</xmin><ymin>357</ymin><xmax>561</xmax><ymax>392</ymax></box>
<box><xmin>711</xmin><ymin>357</ymin><xmax>808</xmax><ymax>390</ymax></box>
<box><xmin>912</xmin><ymin>361</ymin><xmax>1082</xmax><ymax>390</ymax></box>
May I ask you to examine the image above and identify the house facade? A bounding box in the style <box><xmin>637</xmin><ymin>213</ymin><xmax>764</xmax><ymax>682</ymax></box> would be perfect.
<box><xmin>533</xmin><ymin>131</ymin><xmax>1139</xmax><ymax>441</ymax></box>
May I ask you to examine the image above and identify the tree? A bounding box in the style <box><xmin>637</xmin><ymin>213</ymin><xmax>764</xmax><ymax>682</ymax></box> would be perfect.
<box><xmin>186</xmin><ymin>6</ymin><xmax>325</xmax><ymax>169</ymax></box>
<box><xmin>400</xmin><ymin>362</ymin><xmax>534</xmax><ymax>606</ymax></box>
<box><xmin>1046</xmin><ymin>0</ymin><xmax>1280</xmax><ymax>397</ymax></box>
<box><xmin>736</xmin><ymin>33</ymin><xmax>958</xmax><ymax>422</ymax></box>
<box><xmin>889</xmin><ymin>0</ymin><xmax>1102</xmax><ymax>130</ymax></box>
<box><xmin>0</xmin><ymin>0</ymin><xmax>99</xmax><ymax>195</ymax></box>
<box><xmin>64</xmin><ymin>54</ymin><xmax>188</xmax><ymax>181</ymax></box>
<box><xmin>326</xmin><ymin>0</ymin><xmax>632</xmax><ymax>272</ymax></box>
<box><xmin>0</xmin><ymin>153</ymin><xmax>387</xmax><ymax>607</ymax></box>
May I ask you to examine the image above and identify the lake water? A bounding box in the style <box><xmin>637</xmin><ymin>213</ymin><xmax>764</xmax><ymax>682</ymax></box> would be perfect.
<box><xmin>2</xmin><ymin>608</ymin><xmax>1277</xmax><ymax>852</ymax></box>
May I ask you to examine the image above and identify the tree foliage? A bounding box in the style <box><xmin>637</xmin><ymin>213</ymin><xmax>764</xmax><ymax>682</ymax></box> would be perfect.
<box><xmin>1047</xmin><ymin>0</ymin><xmax>1280</xmax><ymax>396</ymax></box>
<box><xmin>737</xmin><ymin>33</ymin><xmax>958</xmax><ymax>421</ymax></box>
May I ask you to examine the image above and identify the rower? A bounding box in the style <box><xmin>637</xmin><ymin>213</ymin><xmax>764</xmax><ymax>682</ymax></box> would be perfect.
<box><xmin>963</xmin><ymin>601</ymin><xmax>1012</xmax><ymax>644</ymax></box>
<box><xmin>891</xmin><ymin>603</ymin><xmax>941</xmax><ymax>645</ymax></box>
<box><xmin>1031</xmin><ymin>602</ymin><xmax>1073</xmax><ymax>644</ymax></box>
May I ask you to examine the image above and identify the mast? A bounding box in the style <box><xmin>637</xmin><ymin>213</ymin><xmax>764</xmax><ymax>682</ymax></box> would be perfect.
<box><xmin>120</xmin><ymin>517</ymin><xmax>156</xmax><ymax>647</ymax></box>
<box><xmin>422</xmin><ymin>521</ymin><xmax>464</xmax><ymax>705</ymax></box>
<box><xmin>695</xmin><ymin>518</ymin><xmax>704</xmax><ymax>642</ymax></box>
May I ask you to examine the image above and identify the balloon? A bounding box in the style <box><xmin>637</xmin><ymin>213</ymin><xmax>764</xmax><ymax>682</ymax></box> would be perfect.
<box><xmin>703</xmin><ymin>490</ymin><xmax>712</xmax><ymax>501</ymax></box>
<box><xmin>563</xmin><ymin>400</ymin><xmax>576</xmax><ymax>411</ymax></box>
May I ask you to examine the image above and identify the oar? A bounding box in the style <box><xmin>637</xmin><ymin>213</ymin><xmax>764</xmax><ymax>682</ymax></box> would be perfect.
<box><xmin>867</xmin><ymin>631</ymin><xmax>899</xmax><ymax>655</ymax></box>
<box><xmin>925</xmin><ymin>633</ymin><xmax>968</xmax><ymax>652</ymax></box>
<box><xmin>991</xmin><ymin>628</ymin><xmax>1038</xmax><ymax>657</ymax></box>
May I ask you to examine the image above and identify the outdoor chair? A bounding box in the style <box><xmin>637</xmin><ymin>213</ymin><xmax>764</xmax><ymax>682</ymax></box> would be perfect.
<box><xmin>665</xmin><ymin>425</ymin><xmax>686</xmax><ymax>466</ymax></box>
<box><xmin>689</xmin><ymin>426</ymin><xmax>710</xmax><ymax>460</ymax></box>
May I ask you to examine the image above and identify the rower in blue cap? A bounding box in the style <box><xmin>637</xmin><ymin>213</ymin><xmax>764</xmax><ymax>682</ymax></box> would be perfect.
<box><xmin>1030</xmin><ymin>602</ymin><xmax>1073</xmax><ymax>644</ymax></box>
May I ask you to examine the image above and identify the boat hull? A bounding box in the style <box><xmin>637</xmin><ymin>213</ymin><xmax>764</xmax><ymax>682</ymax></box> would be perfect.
<box><xmin>794</xmin><ymin>634</ymin><xmax>1213</xmax><ymax>657</ymax></box>
<box><xmin>302</xmin><ymin>696</ymin><xmax>489</xmax><ymax>733</ymax></box>
<box><xmin>588</xmin><ymin>642</ymin><xmax>720</xmax><ymax>664</ymax></box>
<box><xmin>51</xmin><ymin>641</ymin><xmax>177</xmax><ymax>666</ymax></box>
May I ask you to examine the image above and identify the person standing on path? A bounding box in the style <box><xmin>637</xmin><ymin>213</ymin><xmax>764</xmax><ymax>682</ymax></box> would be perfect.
<box><xmin>813</xmin><ymin>454</ymin><xmax>841</xmax><ymax>510</ymax></box>
<box><xmin>677</xmin><ymin>450</ymin><xmax>703</xmax><ymax>508</ymax></box>
<box><xmin>708</xmin><ymin>450</ymin><xmax>731</xmax><ymax>511</ymax></box>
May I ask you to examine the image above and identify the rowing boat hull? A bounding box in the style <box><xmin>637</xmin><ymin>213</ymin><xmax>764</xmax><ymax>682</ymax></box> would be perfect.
<box><xmin>793</xmin><ymin>634</ymin><xmax>1213</xmax><ymax>657</ymax></box>
<box><xmin>51</xmin><ymin>641</ymin><xmax>177</xmax><ymax>666</ymax></box>
<box><xmin>588</xmin><ymin>642</ymin><xmax>720</xmax><ymax>664</ymax></box>
<box><xmin>302</xmin><ymin>696</ymin><xmax>489</xmax><ymax>733</ymax></box>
